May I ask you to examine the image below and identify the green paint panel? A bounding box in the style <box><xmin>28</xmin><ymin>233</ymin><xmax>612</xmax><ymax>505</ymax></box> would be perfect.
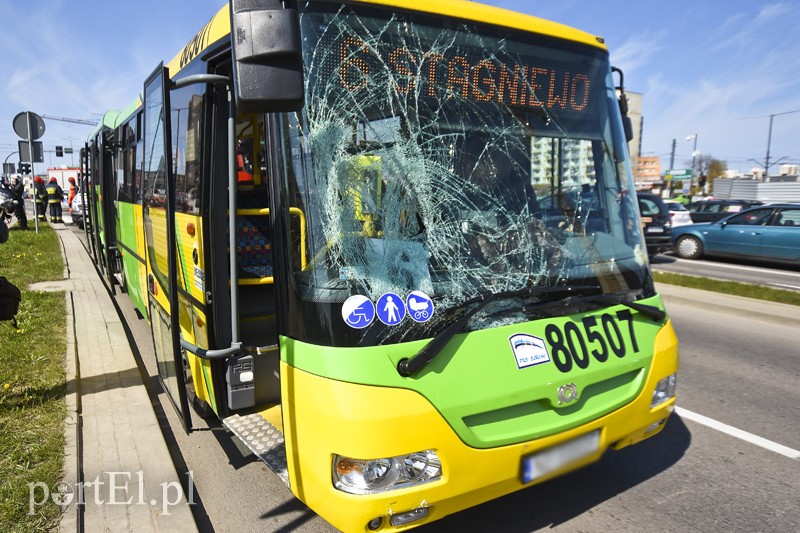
<box><xmin>281</xmin><ymin>295</ymin><xmax>668</xmax><ymax>448</ymax></box>
<box><xmin>116</xmin><ymin>201</ymin><xmax>147</xmax><ymax>317</ymax></box>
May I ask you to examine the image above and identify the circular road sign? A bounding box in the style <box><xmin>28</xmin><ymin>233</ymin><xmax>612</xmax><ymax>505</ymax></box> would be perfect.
<box><xmin>13</xmin><ymin>111</ymin><xmax>46</xmax><ymax>140</ymax></box>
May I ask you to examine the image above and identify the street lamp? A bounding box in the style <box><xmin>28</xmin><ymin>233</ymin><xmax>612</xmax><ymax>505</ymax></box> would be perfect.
<box><xmin>685</xmin><ymin>134</ymin><xmax>699</xmax><ymax>192</ymax></box>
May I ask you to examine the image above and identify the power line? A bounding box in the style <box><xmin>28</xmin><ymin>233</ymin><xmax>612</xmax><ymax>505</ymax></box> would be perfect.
<box><xmin>737</xmin><ymin>109</ymin><xmax>800</xmax><ymax>175</ymax></box>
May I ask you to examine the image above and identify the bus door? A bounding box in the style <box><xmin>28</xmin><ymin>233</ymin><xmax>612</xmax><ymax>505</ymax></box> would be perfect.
<box><xmin>88</xmin><ymin>141</ymin><xmax>106</xmax><ymax>275</ymax></box>
<box><xmin>142</xmin><ymin>63</ymin><xmax>191</xmax><ymax>432</ymax></box>
<box><xmin>99</xmin><ymin>130</ymin><xmax>119</xmax><ymax>294</ymax></box>
<box><xmin>80</xmin><ymin>144</ymin><xmax>99</xmax><ymax>266</ymax></box>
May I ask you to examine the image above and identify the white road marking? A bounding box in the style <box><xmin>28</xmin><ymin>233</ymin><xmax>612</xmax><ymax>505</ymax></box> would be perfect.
<box><xmin>670</xmin><ymin>257</ymin><xmax>800</xmax><ymax>278</ymax></box>
<box><xmin>675</xmin><ymin>406</ymin><xmax>800</xmax><ymax>460</ymax></box>
<box><xmin>768</xmin><ymin>283</ymin><xmax>800</xmax><ymax>290</ymax></box>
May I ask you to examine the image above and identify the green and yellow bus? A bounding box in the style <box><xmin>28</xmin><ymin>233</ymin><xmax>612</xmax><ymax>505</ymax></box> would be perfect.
<box><xmin>83</xmin><ymin>1</ymin><xmax>679</xmax><ymax>530</ymax></box>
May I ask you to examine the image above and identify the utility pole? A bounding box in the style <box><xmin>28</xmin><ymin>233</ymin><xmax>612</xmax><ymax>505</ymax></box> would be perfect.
<box><xmin>739</xmin><ymin>109</ymin><xmax>800</xmax><ymax>179</ymax></box>
<box><xmin>668</xmin><ymin>139</ymin><xmax>676</xmax><ymax>195</ymax></box>
<box><xmin>669</xmin><ymin>139</ymin><xmax>676</xmax><ymax>170</ymax></box>
<box><xmin>764</xmin><ymin>110</ymin><xmax>800</xmax><ymax>179</ymax></box>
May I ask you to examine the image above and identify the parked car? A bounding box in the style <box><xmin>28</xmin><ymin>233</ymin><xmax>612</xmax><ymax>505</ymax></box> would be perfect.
<box><xmin>686</xmin><ymin>199</ymin><xmax>763</xmax><ymax>223</ymax></box>
<box><xmin>637</xmin><ymin>192</ymin><xmax>672</xmax><ymax>258</ymax></box>
<box><xmin>664</xmin><ymin>200</ymin><xmax>693</xmax><ymax>227</ymax></box>
<box><xmin>672</xmin><ymin>203</ymin><xmax>800</xmax><ymax>264</ymax></box>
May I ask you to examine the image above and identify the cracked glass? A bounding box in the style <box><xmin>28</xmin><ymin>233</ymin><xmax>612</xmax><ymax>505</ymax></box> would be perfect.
<box><xmin>277</xmin><ymin>2</ymin><xmax>650</xmax><ymax>347</ymax></box>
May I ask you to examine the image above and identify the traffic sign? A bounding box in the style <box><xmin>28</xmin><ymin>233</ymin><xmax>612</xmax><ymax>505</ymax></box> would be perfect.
<box><xmin>665</xmin><ymin>168</ymin><xmax>692</xmax><ymax>181</ymax></box>
<box><xmin>18</xmin><ymin>140</ymin><xmax>44</xmax><ymax>163</ymax></box>
<box><xmin>13</xmin><ymin>111</ymin><xmax>46</xmax><ymax>140</ymax></box>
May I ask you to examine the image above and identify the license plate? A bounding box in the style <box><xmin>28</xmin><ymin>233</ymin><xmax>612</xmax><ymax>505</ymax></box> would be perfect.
<box><xmin>646</xmin><ymin>226</ymin><xmax>664</xmax><ymax>233</ymax></box>
<box><xmin>521</xmin><ymin>430</ymin><xmax>600</xmax><ymax>483</ymax></box>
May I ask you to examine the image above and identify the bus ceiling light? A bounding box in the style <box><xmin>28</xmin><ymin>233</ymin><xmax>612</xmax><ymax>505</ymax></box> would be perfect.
<box><xmin>651</xmin><ymin>373</ymin><xmax>677</xmax><ymax>408</ymax></box>
<box><xmin>333</xmin><ymin>450</ymin><xmax>441</xmax><ymax>495</ymax></box>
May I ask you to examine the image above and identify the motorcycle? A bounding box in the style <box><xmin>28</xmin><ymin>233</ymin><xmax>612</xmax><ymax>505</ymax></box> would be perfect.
<box><xmin>0</xmin><ymin>185</ymin><xmax>20</xmax><ymax>244</ymax></box>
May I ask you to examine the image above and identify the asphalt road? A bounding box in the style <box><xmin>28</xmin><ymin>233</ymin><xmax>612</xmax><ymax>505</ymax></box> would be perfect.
<box><xmin>77</xmin><ymin>225</ymin><xmax>799</xmax><ymax>533</ymax></box>
<box><xmin>652</xmin><ymin>253</ymin><xmax>800</xmax><ymax>291</ymax></box>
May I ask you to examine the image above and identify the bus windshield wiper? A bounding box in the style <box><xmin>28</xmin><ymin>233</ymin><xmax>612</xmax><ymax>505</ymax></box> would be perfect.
<box><xmin>396</xmin><ymin>285</ymin><xmax>599</xmax><ymax>377</ymax></box>
<box><xmin>576</xmin><ymin>292</ymin><xmax>666</xmax><ymax>322</ymax></box>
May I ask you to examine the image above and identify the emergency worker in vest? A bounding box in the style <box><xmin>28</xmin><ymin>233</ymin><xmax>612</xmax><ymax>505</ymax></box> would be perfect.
<box><xmin>34</xmin><ymin>177</ymin><xmax>47</xmax><ymax>220</ymax></box>
<box><xmin>11</xmin><ymin>177</ymin><xmax>27</xmax><ymax>229</ymax></box>
<box><xmin>46</xmin><ymin>177</ymin><xmax>64</xmax><ymax>223</ymax></box>
<box><xmin>236</xmin><ymin>139</ymin><xmax>255</xmax><ymax>185</ymax></box>
<box><xmin>67</xmin><ymin>176</ymin><xmax>77</xmax><ymax>212</ymax></box>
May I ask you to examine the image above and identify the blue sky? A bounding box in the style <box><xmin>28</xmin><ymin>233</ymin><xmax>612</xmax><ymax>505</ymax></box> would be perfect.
<box><xmin>1</xmin><ymin>0</ymin><xmax>798</xmax><ymax>174</ymax></box>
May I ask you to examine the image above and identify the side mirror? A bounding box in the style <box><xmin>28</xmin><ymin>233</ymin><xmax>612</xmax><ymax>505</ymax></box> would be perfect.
<box><xmin>611</xmin><ymin>66</ymin><xmax>634</xmax><ymax>143</ymax></box>
<box><xmin>229</xmin><ymin>0</ymin><xmax>304</xmax><ymax>113</ymax></box>
<box><xmin>621</xmin><ymin>115</ymin><xmax>634</xmax><ymax>143</ymax></box>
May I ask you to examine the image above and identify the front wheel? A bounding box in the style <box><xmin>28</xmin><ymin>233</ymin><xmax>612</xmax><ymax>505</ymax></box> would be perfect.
<box><xmin>675</xmin><ymin>235</ymin><xmax>703</xmax><ymax>259</ymax></box>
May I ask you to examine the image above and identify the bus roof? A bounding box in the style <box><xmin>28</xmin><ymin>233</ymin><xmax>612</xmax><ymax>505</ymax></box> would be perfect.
<box><xmin>87</xmin><ymin>110</ymin><xmax>121</xmax><ymax>141</ymax></box>
<box><xmin>166</xmin><ymin>1</ymin><xmax>606</xmax><ymax>79</ymax></box>
<box><xmin>360</xmin><ymin>0</ymin><xmax>606</xmax><ymax>49</ymax></box>
<box><xmin>113</xmin><ymin>96</ymin><xmax>142</xmax><ymax>128</ymax></box>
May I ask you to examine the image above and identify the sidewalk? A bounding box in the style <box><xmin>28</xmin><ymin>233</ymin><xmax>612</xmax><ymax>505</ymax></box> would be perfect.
<box><xmin>32</xmin><ymin>225</ymin><xmax>198</xmax><ymax>532</ymax></box>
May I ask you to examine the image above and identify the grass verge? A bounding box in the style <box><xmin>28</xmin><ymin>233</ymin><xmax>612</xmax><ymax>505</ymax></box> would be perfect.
<box><xmin>0</xmin><ymin>224</ymin><xmax>67</xmax><ymax>532</ymax></box>
<box><xmin>653</xmin><ymin>271</ymin><xmax>800</xmax><ymax>307</ymax></box>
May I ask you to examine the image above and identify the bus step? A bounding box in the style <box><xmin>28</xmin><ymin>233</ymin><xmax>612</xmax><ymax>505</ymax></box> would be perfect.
<box><xmin>222</xmin><ymin>413</ymin><xmax>289</xmax><ymax>487</ymax></box>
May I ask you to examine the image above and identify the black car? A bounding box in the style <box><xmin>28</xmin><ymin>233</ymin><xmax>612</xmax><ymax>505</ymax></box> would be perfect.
<box><xmin>637</xmin><ymin>192</ymin><xmax>672</xmax><ymax>258</ymax></box>
<box><xmin>686</xmin><ymin>199</ymin><xmax>763</xmax><ymax>223</ymax></box>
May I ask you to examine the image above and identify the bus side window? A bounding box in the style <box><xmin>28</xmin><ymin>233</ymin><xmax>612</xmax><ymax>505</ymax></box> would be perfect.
<box><xmin>237</xmin><ymin>138</ymin><xmax>255</xmax><ymax>185</ymax></box>
<box><xmin>236</xmin><ymin>115</ymin><xmax>268</xmax><ymax>189</ymax></box>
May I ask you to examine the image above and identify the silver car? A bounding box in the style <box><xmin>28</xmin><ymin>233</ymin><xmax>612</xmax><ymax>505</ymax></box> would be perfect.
<box><xmin>70</xmin><ymin>190</ymin><xmax>85</xmax><ymax>228</ymax></box>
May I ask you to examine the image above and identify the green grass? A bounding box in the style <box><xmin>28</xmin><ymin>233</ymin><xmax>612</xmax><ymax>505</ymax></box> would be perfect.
<box><xmin>654</xmin><ymin>271</ymin><xmax>800</xmax><ymax>307</ymax></box>
<box><xmin>0</xmin><ymin>224</ymin><xmax>67</xmax><ymax>532</ymax></box>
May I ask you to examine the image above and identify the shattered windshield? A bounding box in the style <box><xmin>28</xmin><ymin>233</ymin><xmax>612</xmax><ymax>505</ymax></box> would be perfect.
<box><xmin>278</xmin><ymin>2</ymin><xmax>650</xmax><ymax>346</ymax></box>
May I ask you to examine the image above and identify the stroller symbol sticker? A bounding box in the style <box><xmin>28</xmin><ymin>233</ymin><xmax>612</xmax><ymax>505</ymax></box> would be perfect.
<box><xmin>406</xmin><ymin>291</ymin><xmax>434</xmax><ymax>323</ymax></box>
<box><xmin>342</xmin><ymin>295</ymin><xmax>375</xmax><ymax>329</ymax></box>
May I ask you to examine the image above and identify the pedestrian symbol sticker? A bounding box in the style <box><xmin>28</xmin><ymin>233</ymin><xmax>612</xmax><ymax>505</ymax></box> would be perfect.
<box><xmin>342</xmin><ymin>295</ymin><xmax>375</xmax><ymax>329</ymax></box>
<box><xmin>376</xmin><ymin>293</ymin><xmax>406</xmax><ymax>326</ymax></box>
<box><xmin>406</xmin><ymin>291</ymin><xmax>434</xmax><ymax>323</ymax></box>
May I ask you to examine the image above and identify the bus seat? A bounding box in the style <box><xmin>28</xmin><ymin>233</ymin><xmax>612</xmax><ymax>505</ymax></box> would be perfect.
<box><xmin>236</xmin><ymin>216</ymin><xmax>273</xmax><ymax>279</ymax></box>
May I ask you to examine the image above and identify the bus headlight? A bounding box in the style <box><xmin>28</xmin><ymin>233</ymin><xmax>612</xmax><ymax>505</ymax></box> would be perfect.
<box><xmin>651</xmin><ymin>373</ymin><xmax>677</xmax><ymax>408</ymax></box>
<box><xmin>333</xmin><ymin>450</ymin><xmax>442</xmax><ymax>494</ymax></box>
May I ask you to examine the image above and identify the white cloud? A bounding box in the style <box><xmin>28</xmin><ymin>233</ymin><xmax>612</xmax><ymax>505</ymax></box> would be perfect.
<box><xmin>609</xmin><ymin>33</ymin><xmax>664</xmax><ymax>78</ymax></box>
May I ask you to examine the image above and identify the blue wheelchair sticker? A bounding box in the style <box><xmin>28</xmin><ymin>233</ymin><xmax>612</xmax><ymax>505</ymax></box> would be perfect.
<box><xmin>406</xmin><ymin>291</ymin><xmax>434</xmax><ymax>323</ymax></box>
<box><xmin>376</xmin><ymin>293</ymin><xmax>406</xmax><ymax>326</ymax></box>
<box><xmin>342</xmin><ymin>295</ymin><xmax>375</xmax><ymax>329</ymax></box>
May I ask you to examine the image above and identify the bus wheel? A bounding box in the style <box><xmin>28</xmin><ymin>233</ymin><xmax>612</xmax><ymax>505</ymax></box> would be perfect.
<box><xmin>675</xmin><ymin>235</ymin><xmax>703</xmax><ymax>259</ymax></box>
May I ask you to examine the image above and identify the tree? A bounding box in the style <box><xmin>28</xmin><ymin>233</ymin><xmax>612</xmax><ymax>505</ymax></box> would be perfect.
<box><xmin>707</xmin><ymin>158</ymin><xmax>727</xmax><ymax>179</ymax></box>
<box><xmin>684</xmin><ymin>153</ymin><xmax>711</xmax><ymax>176</ymax></box>
<box><xmin>684</xmin><ymin>154</ymin><xmax>726</xmax><ymax>194</ymax></box>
